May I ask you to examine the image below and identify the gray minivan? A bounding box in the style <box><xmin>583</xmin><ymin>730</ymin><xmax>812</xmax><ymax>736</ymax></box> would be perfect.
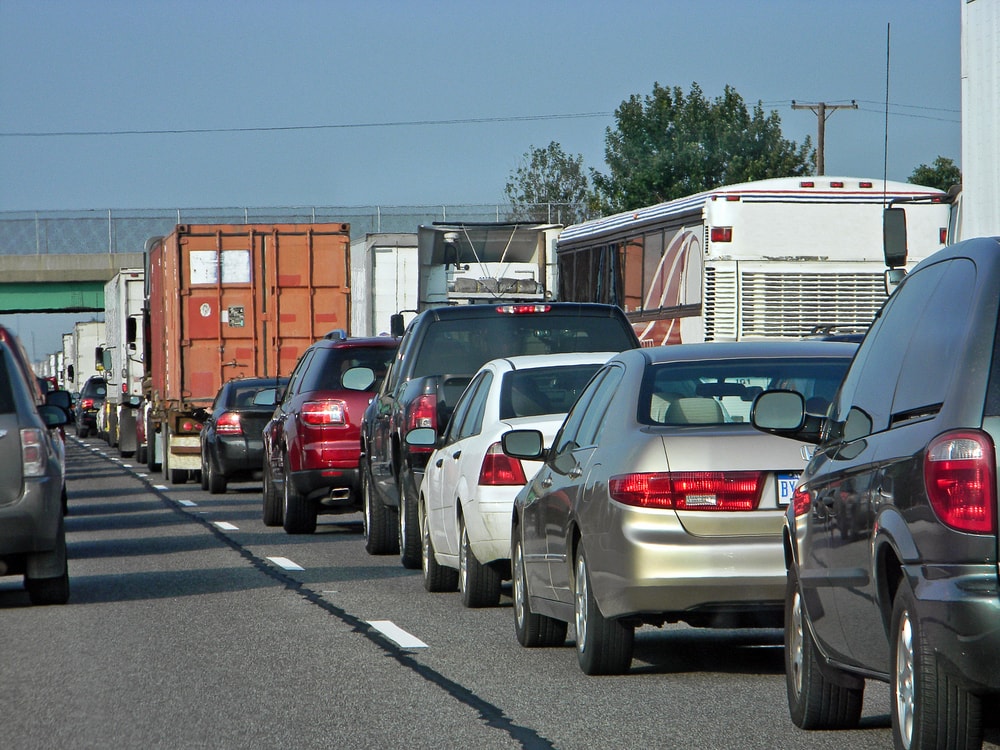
<box><xmin>754</xmin><ymin>235</ymin><xmax>1000</xmax><ymax>750</ymax></box>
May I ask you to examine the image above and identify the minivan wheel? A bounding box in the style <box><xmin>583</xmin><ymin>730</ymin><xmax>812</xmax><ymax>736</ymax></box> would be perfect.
<box><xmin>573</xmin><ymin>548</ymin><xmax>633</xmax><ymax>675</ymax></box>
<box><xmin>890</xmin><ymin>578</ymin><xmax>982</xmax><ymax>750</ymax></box>
<box><xmin>785</xmin><ymin>564</ymin><xmax>863</xmax><ymax>730</ymax></box>
<box><xmin>512</xmin><ymin>532</ymin><xmax>567</xmax><ymax>648</ymax></box>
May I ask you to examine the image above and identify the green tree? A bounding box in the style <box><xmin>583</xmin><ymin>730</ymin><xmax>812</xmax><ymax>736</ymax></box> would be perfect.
<box><xmin>504</xmin><ymin>141</ymin><xmax>594</xmax><ymax>225</ymax></box>
<box><xmin>909</xmin><ymin>156</ymin><xmax>961</xmax><ymax>193</ymax></box>
<box><xmin>593</xmin><ymin>82</ymin><xmax>813</xmax><ymax>212</ymax></box>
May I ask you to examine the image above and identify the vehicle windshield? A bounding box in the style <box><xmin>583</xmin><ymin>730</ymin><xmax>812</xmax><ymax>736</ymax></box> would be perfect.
<box><xmin>412</xmin><ymin>314</ymin><xmax>634</xmax><ymax>378</ymax></box>
<box><xmin>499</xmin><ymin>363</ymin><xmax>602</xmax><ymax>419</ymax></box>
<box><xmin>640</xmin><ymin>356</ymin><xmax>850</xmax><ymax>426</ymax></box>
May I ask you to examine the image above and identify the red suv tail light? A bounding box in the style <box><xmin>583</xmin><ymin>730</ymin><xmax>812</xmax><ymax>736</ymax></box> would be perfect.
<box><xmin>609</xmin><ymin>471</ymin><xmax>765</xmax><ymax>511</ymax></box>
<box><xmin>405</xmin><ymin>394</ymin><xmax>437</xmax><ymax>454</ymax></box>
<box><xmin>301</xmin><ymin>400</ymin><xmax>347</xmax><ymax>426</ymax></box>
<box><xmin>81</xmin><ymin>397</ymin><xmax>94</xmax><ymax>410</ymax></box>
<box><xmin>478</xmin><ymin>442</ymin><xmax>527</xmax><ymax>486</ymax></box>
<box><xmin>924</xmin><ymin>430</ymin><xmax>997</xmax><ymax>534</ymax></box>
<box><xmin>215</xmin><ymin>411</ymin><xmax>243</xmax><ymax>435</ymax></box>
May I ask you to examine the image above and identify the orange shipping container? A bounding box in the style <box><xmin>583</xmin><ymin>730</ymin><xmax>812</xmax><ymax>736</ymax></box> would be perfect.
<box><xmin>148</xmin><ymin>223</ymin><xmax>351</xmax><ymax>413</ymax></box>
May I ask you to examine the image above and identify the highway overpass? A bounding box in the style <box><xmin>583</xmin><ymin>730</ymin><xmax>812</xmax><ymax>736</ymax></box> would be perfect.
<box><xmin>0</xmin><ymin>252</ymin><xmax>145</xmax><ymax>313</ymax></box>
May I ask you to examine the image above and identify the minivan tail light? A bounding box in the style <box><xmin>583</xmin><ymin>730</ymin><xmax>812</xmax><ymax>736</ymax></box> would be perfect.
<box><xmin>215</xmin><ymin>411</ymin><xmax>243</xmax><ymax>435</ymax></box>
<box><xmin>609</xmin><ymin>471</ymin><xmax>765</xmax><ymax>510</ymax></box>
<box><xmin>924</xmin><ymin>430</ymin><xmax>996</xmax><ymax>534</ymax></box>
<box><xmin>301</xmin><ymin>400</ymin><xmax>347</xmax><ymax>426</ymax></box>
<box><xmin>479</xmin><ymin>442</ymin><xmax>527</xmax><ymax>486</ymax></box>
<box><xmin>21</xmin><ymin>427</ymin><xmax>46</xmax><ymax>477</ymax></box>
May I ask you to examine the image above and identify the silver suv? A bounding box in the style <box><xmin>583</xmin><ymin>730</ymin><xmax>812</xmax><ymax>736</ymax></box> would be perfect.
<box><xmin>0</xmin><ymin>330</ymin><xmax>70</xmax><ymax>605</ymax></box>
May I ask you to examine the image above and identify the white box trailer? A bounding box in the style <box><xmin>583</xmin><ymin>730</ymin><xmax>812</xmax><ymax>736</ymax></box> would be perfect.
<box><xmin>68</xmin><ymin>320</ymin><xmax>104</xmax><ymax>394</ymax></box>
<box><xmin>350</xmin><ymin>233</ymin><xmax>418</xmax><ymax>336</ymax></box>
<box><xmin>99</xmin><ymin>268</ymin><xmax>145</xmax><ymax>456</ymax></box>
<box><xmin>955</xmin><ymin>0</ymin><xmax>1000</xmax><ymax>240</ymax></box>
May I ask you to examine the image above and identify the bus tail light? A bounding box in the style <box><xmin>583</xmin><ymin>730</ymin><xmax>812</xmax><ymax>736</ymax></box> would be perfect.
<box><xmin>710</xmin><ymin>226</ymin><xmax>733</xmax><ymax>243</ymax></box>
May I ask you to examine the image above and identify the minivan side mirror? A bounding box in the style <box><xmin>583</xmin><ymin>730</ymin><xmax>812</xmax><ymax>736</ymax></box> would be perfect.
<box><xmin>883</xmin><ymin>207</ymin><xmax>908</xmax><ymax>269</ymax></box>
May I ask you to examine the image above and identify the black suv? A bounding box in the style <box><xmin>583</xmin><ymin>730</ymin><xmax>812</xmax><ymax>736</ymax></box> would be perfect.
<box><xmin>753</xmin><ymin>236</ymin><xmax>1000</xmax><ymax>750</ymax></box>
<box><xmin>360</xmin><ymin>302</ymin><xmax>640</xmax><ymax>568</ymax></box>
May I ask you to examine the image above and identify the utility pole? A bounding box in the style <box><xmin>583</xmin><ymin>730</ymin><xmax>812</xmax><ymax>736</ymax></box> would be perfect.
<box><xmin>791</xmin><ymin>100</ymin><xmax>858</xmax><ymax>175</ymax></box>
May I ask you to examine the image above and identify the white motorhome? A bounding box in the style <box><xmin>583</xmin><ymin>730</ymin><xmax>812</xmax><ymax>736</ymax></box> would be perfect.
<box><xmin>557</xmin><ymin>177</ymin><xmax>951</xmax><ymax>346</ymax></box>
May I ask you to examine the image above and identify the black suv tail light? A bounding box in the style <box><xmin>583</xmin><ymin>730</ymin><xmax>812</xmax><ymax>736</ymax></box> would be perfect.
<box><xmin>924</xmin><ymin>430</ymin><xmax>997</xmax><ymax>534</ymax></box>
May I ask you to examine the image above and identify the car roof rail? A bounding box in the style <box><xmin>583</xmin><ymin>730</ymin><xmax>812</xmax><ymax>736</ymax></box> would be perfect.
<box><xmin>323</xmin><ymin>329</ymin><xmax>348</xmax><ymax>340</ymax></box>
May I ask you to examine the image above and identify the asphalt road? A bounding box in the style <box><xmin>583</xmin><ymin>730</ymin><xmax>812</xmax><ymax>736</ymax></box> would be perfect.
<box><xmin>3</xmin><ymin>437</ymin><xmax>999</xmax><ymax>750</ymax></box>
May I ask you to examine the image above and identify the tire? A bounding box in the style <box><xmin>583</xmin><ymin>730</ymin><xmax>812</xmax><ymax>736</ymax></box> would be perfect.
<box><xmin>785</xmin><ymin>565</ymin><xmax>864</xmax><ymax>730</ymax></box>
<box><xmin>891</xmin><ymin>578</ymin><xmax>982</xmax><ymax>750</ymax></box>
<box><xmin>61</xmin><ymin>485</ymin><xmax>68</xmax><ymax>516</ymax></box>
<box><xmin>282</xmin><ymin>460</ymin><xmax>317</xmax><ymax>534</ymax></box>
<box><xmin>200</xmin><ymin>451</ymin><xmax>210</xmax><ymax>491</ymax></box>
<box><xmin>421</xmin><ymin>501</ymin><xmax>458</xmax><ymax>592</ymax></box>
<box><xmin>512</xmin><ymin>532</ymin><xmax>567</xmax><ymax>647</ymax></box>
<box><xmin>77</xmin><ymin>425</ymin><xmax>89</xmax><ymax>439</ymax></box>
<box><xmin>146</xmin><ymin>418</ymin><xmax>160</xmax><ymax>472</ymax></box>
<box><xmin>459</xmin><ymin>520</ymin><xmax>501</xmax><ymax>608</ymax></box>
<box><xmin>398</xmin><ymin>484</ymin><xmax>421</xmax><ymax>569</ymax></box>
<box><xmin>136</xmin><ymin>442</ymin><xmax>147</xmax><ymax>465</ymax></box>
<box><xmin>206</xmin><ymin>454</ymin><xmax>226</xmax><ymax>494</ymax></box>
<box><xmin>362</xmin><ymin>460</ymin><xmax>398</xmax><ymax>554</ymax></box>
<box><xmin>262</xmin><ymin>461</ymin><xmax>283</xmax><ymax>527</ymax></box>
<box><xmin>25</xmin><ymin>520</ymin><xmax>70</xmax><ymax>606</ymax></box>
<box><xmin>574</xmin><ymin>547</ymin><xmax>633</xmax><ymax>675</ymax></box>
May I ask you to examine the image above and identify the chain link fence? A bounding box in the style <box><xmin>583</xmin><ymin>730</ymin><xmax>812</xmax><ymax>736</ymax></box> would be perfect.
<box><xmin>0</xmin><ymin>203</ymin><xmax>590</xmax><ymax>256</ymax></box>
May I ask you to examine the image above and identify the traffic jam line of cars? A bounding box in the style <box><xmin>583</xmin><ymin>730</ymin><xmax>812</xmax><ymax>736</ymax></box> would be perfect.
<box><xmin>28</xmin><ymin>234</ymin><xmax>1000</xmax><ymax>750</ymax></box>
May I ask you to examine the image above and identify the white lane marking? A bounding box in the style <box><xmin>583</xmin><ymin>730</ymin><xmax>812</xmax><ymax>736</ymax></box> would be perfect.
<box><xmin>153</xmin><ymin>484</ymin><xmax>169</xmax><ymax>490</ymax></box>
<box><xmin>267</xmin><ymin>556</ymin><xmax>304</xmax><ymax>571</ymax></box>
<box><xmin>367</xmin><ymin>620</ymin><xmax>429</xmax><ymax>649</ymax></box>
<box><xmin>176</xmin><ymin>499</ymin><xmax>197</xmax><ymax>507</ymax></box>
<box><xmin>213</xmin><ymin>521</ymin><xmax>238</xmax><ymax>531</ymax></box>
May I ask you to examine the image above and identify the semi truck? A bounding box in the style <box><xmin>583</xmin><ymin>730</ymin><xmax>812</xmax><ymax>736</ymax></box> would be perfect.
<box><xmin>98</xmin><ymin>268</ymin><xmax>145</xmax><ymax>456</ymax></box>
<box><xmin>142</xmin><ymin>223</ymin><xmax>352</xmax><ymax>483</ymax></box>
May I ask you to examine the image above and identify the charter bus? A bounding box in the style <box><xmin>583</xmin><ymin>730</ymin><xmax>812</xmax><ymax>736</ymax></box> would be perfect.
<box><xmin>556</xmin><ymin>176</ymin><xmax>950</xmax><ymax>346</ymax></box>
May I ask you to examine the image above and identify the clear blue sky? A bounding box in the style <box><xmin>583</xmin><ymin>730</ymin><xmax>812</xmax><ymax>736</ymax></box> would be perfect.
<box><xmin>0</xmin><ymin>0</ymin><xmax>962</xmax><ymax>363</ymax></box>
<box><xmin>0</xmin><ymin>0</ymin><xmax>960</xmax><ymax>211</ymax></box>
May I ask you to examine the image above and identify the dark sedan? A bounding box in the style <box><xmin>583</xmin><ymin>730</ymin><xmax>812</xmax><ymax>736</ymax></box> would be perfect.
<box><xmin>199</xmin><ymin>376</ymin><xmax>287</xmax><ymax>494</ymax></box>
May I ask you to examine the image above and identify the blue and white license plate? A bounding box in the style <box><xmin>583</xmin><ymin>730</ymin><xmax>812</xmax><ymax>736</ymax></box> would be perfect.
<box><xmin>777</xmin><ymin>474</ymin><xmax>800</xmax><ymax>506</ymax></box>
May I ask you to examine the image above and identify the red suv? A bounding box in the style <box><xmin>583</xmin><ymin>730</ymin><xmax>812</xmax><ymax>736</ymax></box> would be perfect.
<box><xmin>262</xmin><ymin>333</ymin><xmax>398</xmax><ymax>534</ymax></box>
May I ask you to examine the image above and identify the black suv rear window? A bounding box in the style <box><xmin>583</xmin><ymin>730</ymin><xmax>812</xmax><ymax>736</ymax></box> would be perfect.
<box><xmin>412</xmin><ymin>314</ymin><xmax>633</xmax><ymax>378</ymax></box>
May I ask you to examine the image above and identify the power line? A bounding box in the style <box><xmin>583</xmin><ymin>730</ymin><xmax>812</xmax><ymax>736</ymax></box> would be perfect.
<box><xmin>0</xmin><ymin>111</ymin><xmax>614</xmax><ymax>138</ymax></box>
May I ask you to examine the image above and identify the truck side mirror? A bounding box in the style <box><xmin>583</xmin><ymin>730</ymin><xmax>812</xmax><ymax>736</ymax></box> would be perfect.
<box><xmin>390</xmin><ymin>314</ymin><xmax>405</xmax><ymax>338</ymax></box>
<box><xmin>883</xmin><ymin>207</ymin><xmax>908</xmax><ymax>269</ymax></box>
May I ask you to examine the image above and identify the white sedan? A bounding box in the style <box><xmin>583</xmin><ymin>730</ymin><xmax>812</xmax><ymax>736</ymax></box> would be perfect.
<box><xmin>408</xmin><ymin>352</ymin><xmax>616</xmax><ymax>607</ymax></box>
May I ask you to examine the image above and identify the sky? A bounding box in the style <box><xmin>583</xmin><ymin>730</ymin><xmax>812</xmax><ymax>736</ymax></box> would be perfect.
<box><xmin>0</xmin><ymin>0</ymin><xmax>962</xmax><ymax>361</ymax></box>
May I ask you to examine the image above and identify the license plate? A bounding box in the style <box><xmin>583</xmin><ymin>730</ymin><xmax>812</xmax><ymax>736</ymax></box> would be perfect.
<box><xmin>777</xmin><ymin>474</ymin><xmax>800</xmax><ymax>506</ymax></box>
